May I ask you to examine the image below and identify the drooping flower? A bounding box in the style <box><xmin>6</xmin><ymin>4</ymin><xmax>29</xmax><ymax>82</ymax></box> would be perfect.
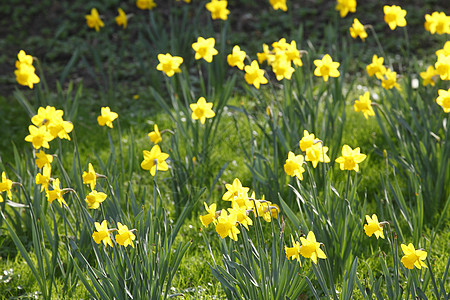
<box><xmin>285</xmin><ymin>235</ymin><xmax>301</xmax><ymax>265</ymax></box>
<box><xmin>364</xmin><ymin>214</ymin><xmax>385</xmax><ymax>239</ymax></box>
<box><xmin>420</xmin><ymin>66</ymin><xmax>438</xmax><ymax>87</ymax></box>
<box><xmin>0</xmin><ymin>172</ymin><xmax>13</xmax><ymax>202</ymax></box>
<box><xmin>227</xmin><ymin>45</ymin><xmax>246</xmax><ymax>70</ymax></box>
<box><xmin>269</xmin><ymin>0</ymin><xmax>287</xmax><ymax>12</ymax></box>
<box><xmin>85</xmin><ymin>8</ymin><xmax>104</xmax><ymax>31</ymax></box>
<box><xmin>299</xmin><ymin>130</ymin><xmax>317</xmax><ymax>152</ymax></box>
<box><xmin>46</xmin><ymin>178</ymin><xmax>68</xmax><ymax>207</ymax></box>
<box><xmin>349</xmin><ymin>18</ymin><xmax>367</xmax><ymax>41</ymax></box>
<box><xmin>335</xmin><ymin>0</ymin><xmax>356</xmax><ymax>18</ymax></box>
<box><xmin>335</xmin><ymin>145</ymin><xmax>367</xmax><ymax>172</ymax></box>
<box><xmin>190</xmin><ymin>97</ymin><xmax>216</xmax><ymax>124</ymax></box>
<box><xmin>215</xmin><ymin>209</ymin><xmax>240</xmax><ymax>241</ymax></box>
<box><xmin>92</xmin><ymin>220</ymin><xmax>113</xmax><ymax>247</ymax></box>
<box><xmin>148</xmin><ymin>124</ymin><xmax>162</xmax><ymax>144</ymax></box>
<box><xmin>24</xmin><ymin>125</ymin><xmax>53</xmax><ymax>149</ymax></box>
<box><xmin>35</xmin><ymin>165</ymin><xmax>51</xmax><ymax>192</ymax></box>
<box><xmin>136</xmin><ymin>0</ymin><xmax>156</xmax><ymax>10</ymax></box>
<box><xmin>205</xmin><ymin>0</ymin><xmax>230</xmax><ymax>20</ymax></box>
<box><xmin>85</xmin><ymin>190</ymin><xmax>107</xmax><ymax>209</ymax></box>
<box><xmin>305</xmin><ymin>142</ymin><xmax>330</xmax><ymax>168</ymax></box>
<box><xmin>366</xmin><ymin>55</ymin><xmax>387</xmax><ymax>79</ymax></box>
<box><xmin>97</xmin><ymin>107</ymin><xmax>118</xmax><ymax>128</ymax></box>
<box><xmin>354</xmin><ymin>92</ymin><xmax>375</xmax><ymax>119</ymax></box>
<box><xmin>192</xmin><ymin>37</ymin><xmax>218</xmax><ymax>63</ymax></box>
<box><xmin>200</xmin><ymin>202</ymin><xmax>218</xmax><ymax>227</ymax></box>
<box><xmin>35</xmin><ymin>150</ymin><xmax>53</xmax><ymax>168</ymax></box>
<box><xmin>436</xmin><ymin>89</ymin><xmax>450</xmax><ymax>113</ymax></box>
<box><xmin>115</xmin><ymin>8</ymin><xmax>128</xmax><ymax>29</ymax></box>
<box><xmin>115</xmin><ymin>222</ymin><xmax>136</xmax><ymax>248</ymax></box>
<box><xmin>284</xmin><ymin>151</ymin><xmax>305</xmax><ymax>180</ymax></box>
<box><xmin>299</xmin><ymin>231</ymin><xmax>327</xmax><ymax>264</ymax></box>
<box><xmin>82</xmin><ymin>163</ymin><xmax>97</xmax><ymax>191</ymax></box>
<box><xmin>141</xmin><ymin>145</ymin><xmax>169</xmax><ymax>176</ymax></box>
<box><xmin>424</xmin><ymin>11</ymin><xmax>450</xmax><ymax>35</ymax></box>
<box><xmin>313</xmin><ymin>54</ymin><xmax>340</xmax><ymax>82</ymax></box>
<box><xmin>400</xmin><ymin>243</ymin><xmax>428</xmax><ymax>269</ymax></box>
<box><xmin>156</xmin><ymin>53</ymin><xmax>183</xmax><ymax>77</ymax></box>
<box><xmin>244</xmin><ymin>60</ymin><xmax>268</xmax><ymax>89</ymax></box>
<box><xmin>383</xmin><ymin>5</ymin><xmax>407</xmax><ymax>30</ymax></box>
<box><xmin>381</xmin><ymin>69</ymin><xmax>400</xmax><ymax>90</ymax></box>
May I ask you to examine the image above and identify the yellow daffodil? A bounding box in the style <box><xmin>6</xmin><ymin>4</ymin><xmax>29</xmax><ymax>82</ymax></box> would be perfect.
<box><xmin>381</xmin><ymin>69</ymin><xmax>400</xmax><ymax>90</ymax></box>
<box><xmin>244</xmin><ymin>60</ymin><xmax>268</xmax><ymax>89</ymax></box>
<box><xmin>383</xmin><ymin>5</ymin><xmax>407</xmax><ymax>30</ymax></box>
<box><xmin>31</xmin><ymin>106</ymin><xmax>73</xmax><ymax>141</ymax></box>
<box><xmin>85</xmin><ymin>8</ymin><xmax>104</xmax><ymax>31</ymax></box>
<box><xmin>115</xmin><ymin>8</ymin><xmax>128</xmax><ymax>29</ymax></box>
<box><xmin>0</xmin><ymin>172</ymin><xmax>13</xmax><ymax>202</ymax></box>
<box><xmin>141</xmin><ymin>145</ymin><xmax>169</xmax><ymax>176</ymax></box>
<box><xmin>228</xmin><ymin>202</ymin><xmax>253</xmax><ymax>230</ymax></box>
<box><xmin>299</xmin><ymin>231</ymin><xmax>327</xmax><ymax>264</ymax></box>
<box><xmin>299</xmin><ymin>130</ymin><xmax>317</xmax><ymax>152</ymax></box>
<box><xmin>257</xmin><ymin>44</ymin><xmax>275</xmax><ymax>65</ymax></box>
<box><xmin>335</xmin><ymin>0</ymin><xmax>356</xmax><ymax>18</ymax></box>
<box><xmin>46</xmin><ymin>178</ymin><xmax>67</xmax><ymax>207</ymax></box>
<box><xmin>205</xmin><ymin>0</ymin><xmax>230</xmax><ymax>20</ymax></box>
<box><xmin>148</xmin><ymin>124</ymin><xmax>162</xmax><ymax>144</ymax></box>
<box><xmin>420</xmin><ymin>66</ymin><xmax>438</xmax><ymax>87</ymax></box>
<box><xmin>366</xmin><ymin>54</ymin><xmax>387</xmax><ymax>79</ymax></box>
<box><xmin>82</xmin><ymin>163</ymin><xmax>97</xmax><ymax>191</ymax></box>
<box><xmin>25</xmin><ymin>125</ymin><xmax>53</xmax><ymax>149</ymax></box>
<box><xmin>222</xmin><ymin>178</ymin><xmax>250</xmax><ymax>201</ymax></box>
<box><xmin>436</xmin><ymin>41</ymin><xmax>450</xmax><ymax>57</ymax></box>
<box><xmin>85</xmin><ymin>190</ymin><xmax>107</xmax><ymax>209</ymax></box>
<box><xmin>349</xmin><ymin>18</ymin><xmax>367</xmax><ymax>41</ymax></box>
<box><xmin>227</xmin><ymin>45</ymin><xmax>246</xmax><ymax>70</ymax></box>
<box><xmin>36</xmin><ymin>165</ymin><xmax>51</xmax><ymax>192</ymax></box>
<box><xmin>200</xmin><ymin>202</ymin><xmax>218</xmax><ymax>227</ymax></box>
<box><xmin>115</xmin><ymin>222</ymin><xmax>136</xmax><ymax>248</ymax></box>
<box><xmin>272</xmin><ymin>55</ymin><xmax>295</xmax><ymax>81</ymax></box>
<box><xmin>400</xmin><ymin>243</ymin><xmax>428</xmax><ymax>270</ymax></box>
<box><xmin>424</xmin><ymin>12</ymin><xmax>450</xmax><ymax>35</ymax></box>
<box><xmin>435</xmin><ymin>54</ymin><xmax>450</xmax><ymax>81</ymax></box>
<box><xmin>190</xmin><ymin>97</ymin><xmax>215</xmax><ymax>124</ymax></box>
<box><xmin>436</xmin><ymin>89</ymin><xmax>450</xmax><ymax>113</ymax></box>
<box><xmin>35</xmin><ymin>150</ymin><xmax>53</xmax><ymax>168</ymax></box>
<box><xmin>285</xmin><ymin>40</ymin><xmax>303</xmax><ymax>67</ymax></box>
<box><xmin>16</xmin><ymin>50</ymin><xmax>33</xmax><ymax>67</ymax></box>
<box><xmin>285</xmin><ymin>235</ymin><xmax>301</xmax><ymax>265</ymax></box>
<box><xmin>305</xmin><ymin>142</ymin><xmax>330</xmax><ymax>168</ymax></box>
<box><xmin>192</xmin><ymin>37</ymin><xmax>218</xmax><ymax>63</ymax></box>
<box><xmin>215</xmin><ymin>209</ymin><xmax>240</xmax><ymax>241</ymax></box>
<box><xmin>156</xmin><ymin>53</ymin><xmax>183</xmax><ymax>77</ymax></box>
<box><xmin>335</xmin><ymin>145</ymin><xmax>367</xmax><ymax>172</ymax></box>
<box><xmin>313</xmin><ymin>54</ymin><xmax>340</xmax><ymax>82</ymax></box>
<box><xmin>363</xmin><ymin>214</ymin><xmax>385</xmax><ymax>239</ymax></box>
<box><xmin>269</xmin><ymin>0</ymin><xmax>287</xmax><ymax>12</ymax></box>
<box><xmin>92</xmin><ymin>220</ymin><xmax>113</xmax><ymax>247</ymax></box>
<box><xmin>15</xmin><ymin>63</ymin><xmax>40</xmax><ymax>89</ymax></box>
<box><xmin>354</xmin><ymin>92</ymin><xmax>375</xmax><ymax>119</ymax></box>
<box><xmin>284</xmin><ymin>151</ymin><xmax>305</xmax><ymax>180</ymax></box>
<box><xmin>97</xmin><ymin>107</ymin><xmax>118</xmax><ymax>128</ymax></box>
<box><xmin>136</xmin><ymin>0</ymin><xmax>156</xmax><ymax>10</ymax></box>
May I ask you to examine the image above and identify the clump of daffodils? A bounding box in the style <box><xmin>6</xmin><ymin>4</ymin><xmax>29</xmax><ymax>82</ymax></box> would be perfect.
<box><xmin>200</xmin><ymin>178</ymin><xmax>280</xmax><ymax>241</ymax></box>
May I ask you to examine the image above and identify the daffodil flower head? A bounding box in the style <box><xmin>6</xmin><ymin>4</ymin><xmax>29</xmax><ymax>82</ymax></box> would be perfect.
<box><xmin>349</xmin><ymin>18</ymin><xmax>368</xmax><ymax>41</ymax></box>
<box><xmin>285</xmin><ymin>235</ymin><xmax>301</xmax><ymax>265</ymax></box>
<box><xmin>381</xmin><ymin>69</ymin><xmax>400</xmax><ymax>90</ymax></box>
<box><xmin>46</xmin><ymin>178</ymin><xmax>67</xmax><ymax>207</ymax></box>
<box><xmin>436</xmin><ymin>88</ymin><xmax>450</xmax><ymax>113</ymax></box>
<box><xmin>227</xmin><ymin>45</ymin><xmax>246</xmax><ymax>70</ymax></box>
<box><xmin>228</xmin><ymin>204</ymin><xmax>253</xmax><ymax>230</ymax></box>
<box><xmin>148</xmin><ymin>124</ymin><xmax>162</xmax><ymax>144</ymax></box>
<box><xmin>215</xmin><ymin>209</ymin><xmax>240</xmax><ymax>241</ymax></box>
<box><xmin>222</xmin><ymin>178</ymin><xmax>249</xmax><ymax>201</ymax></box>
<box><xmin>85</xmin><ymin>190</ymin><xmax>107</xmax><ymax>209</ymax></box>
<box><xmin>92</xmin><ymin>220</ymin><xmax>113</xmax><ymax>247</ymax></box>
<box><xmin>424</xmin><ymin>11</ymin><xmax>450</xmax><ymax>35</ymax></box>
<box><xmin>335</xmin><ymin>0</ymin><xmax>356</xmax><ymax>18</ymax></box>
<box><xmin>400</xmin><ymin>243</ymin><xmax>428</xmax><ymax>269</ymax></box>
<box><xmin>156</xmin><ymin>53</ymin><xmax>183</xmax><ymax>77</ymax></box>
<box><xmin>299</xmin><ymin>231</ymin><xmax>327</xmax><ymax>264</ymax></box>
<box><xmin>244</xmin><ymin>60</ymin><xmax>268</xmax><ymax>89</ymax></box>
<box><xmin>200</xmin><ymin>202</ymin><xmax>218</xmax><ymax>227</ymax></box>
<box><xmin>313</xmin><ymin>54</ymin><xmax>340</xmax><ymax>82</ymax></box>
<box><xmin>285</xmin><ymin>40</ymin><xmax>303</xmax><ymax>67</ymax></box>
<box><xmin>35</xmin><ymin>165</ymin><xmax>51</xmax><ymax>192</ymax></box>
<box><xmin>82</xmin><ymin>163</ymin><xmax>97</xmax><ymax>190</ymax></box>
<box><xmin>97</xmin><ymin>107</ymin><xmax>118</xmax><ymax>128</ymax></box>
<box><xmin>205</xmin><ymin>0</ymin><xmax>230</xmax><ymax>20</ymax></box>
<box><xmin>115</xmin><ymin>222</ymin><xmax>136</xmax><ymax>248</ymax></box>
<box><xmin>366</xmin><ymin>55</ymin><xmax>387</xmax><ymax>79</ymax></box>
<box><xmin>383</xmin><ymin>5</ymin><xmax>407</xmax><ymax>30</ymax></box>
<box><xmin>136</xmin><ymin>0</ymin><xmax>156</xmax><ymax>10</ymax></box>
<box><xmin>420</xmin><ymin>66</ymin><xmax>438</xmax><ymax>87</ymax></box>
<box><xmin>15</xmin><ymin>63</ymin><xmax>40</xmax><ymax>89</ymax></box>
<box><xmin>192</xmin><ymin>37</ymin><xmax>218</xmax><ymax>63</ymax></box>
<box><xmin>435</xmin><ymin>53</ymin><xmax>450</xmax><ymax>81</ymax></box>
<box><xmin>141</xmin><ymin>145</ymin><xmax>169</xmax><ymax>176</ymax></box>
<box><xmin>190</xmin><ymin>97</ymin><xmax>216</xmax><ymax>124</ymax></box>
<box><xmin>16</xmin><ymin>50</ymin><xmax>33</xmax><ymax>66</ymax></box>
<box><xmin>257</xmin><ymin>44</ymin><xmax>275</xmax><ymax>65</ymax></box>
<box><xmin>305</xmin><ymin>142</ymin><xmax>330</xmax><ymax>168</ymax></box>
<box><xmin>24</xmin><ymin>125</ymin><xmax>53</xmax><ymax>149</ymax></box>
<box><xmin>85</xmin><ymin>8</ymin><xmax>104</xmax><ymax>31</ymax></box>
<box><xmin>35</xmin><ymin>150</ymin><xmax>53</xmax><ymax>169</ymax></box>
<box><xmin>354</xmin><ymin>92</ymin><xmax>375</xmax><ymax>120</ymax></box>
<box><xmin>299</xmin><ymin>130</ymin><xmax>317</xmax><ymax>152</ymax></box>
<box><xmin>269</xmin><ymin>0</ymin><xmax>287</xmax><ymax>12</ymax></box>
<box><xmin>436</xmin><ymin>41</ymin><xmax>450</xmax><ymax>57</ymax></box>
<box><xmin>0</xmin><ymin>172</ymin><xmax>13</xmax><ymax>202</ymax></box>
<box><xmin>284</xmin><ymin>151</ymin><xmax>305</xmax><ymax>180</ymax></box>
<box><xmin>364</xmin><ymin>214</ymin><xmax>385</xmax><ymax>239</ymax></box>
<box><xmin>272</xmin><ymin>55</ymin><xmax>295</xmax><ymax>81</ymax></box>
<box><xmin>335</xmin><ymin>145</ymin><xmax>367</xmax><ymax>172</ymax></box>
<box><xmin>115</xmin><ymin>8</ymin><xmax>128</xmax><ymax>29</ymax></box>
